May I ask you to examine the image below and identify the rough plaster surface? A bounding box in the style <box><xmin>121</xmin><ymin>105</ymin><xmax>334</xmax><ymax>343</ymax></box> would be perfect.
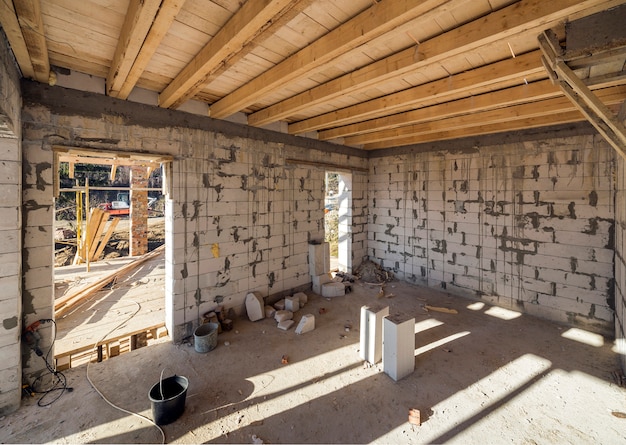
<box><xmin>0</xmin><ymin>28</ymin><xmax>23</xmax><ymax>415</ymax></box>
<box><xmin>369</xmin><ymin>137</ymin><xmax>616</xmax><ymax>336</ymax></box>
<box><xmin>614</xmin><ymin>155</ymin><xmax>626</xmax><ymax>372</ymax></box>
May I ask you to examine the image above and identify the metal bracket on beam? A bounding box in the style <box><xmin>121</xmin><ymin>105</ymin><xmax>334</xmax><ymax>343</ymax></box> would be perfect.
<box><xmin>538</xmin><ymin>30</ymin><xmax>626</xmax><ymax>160</ymax></box>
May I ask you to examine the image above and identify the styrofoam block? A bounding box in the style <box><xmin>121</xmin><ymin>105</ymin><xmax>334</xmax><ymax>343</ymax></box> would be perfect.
<box><xmin>245</xmin><ymin>291</ymin><xmax>265</xmax><ymax>322</ymax></box>
<box><xmin>277</xmin><ymin>319</ymin><xmax>295</xmax><ymax>330</ymax></box>
<box><xmin>295</xmin><ymin>314</ymin><xmax>315</xmax><ymax>335</ymax></box>
<box><xmin>264</xmin><ymin>305</ymin><xmax>276</xmax><ymax>319</ymax></box>
<box><xmin>383</xmin><ymin>314</ymin><xmax>416</xmax><ymax>381</ymax></box>
<box><xmin>308</xmin><ymin>242</ymin><xmax>330</xmax><ymax>276</ymax></box>
<box><xmin>285</xmin><ymin>296</ymin><xmax>299</xmax><ymax>312</ymax></box>
<box><xmin>274</xmin><ymin>310</ymin><xmax>293</xmax><ymax>323</ymax></box>
<box><xmin>293</xmin><ymin>292</ymin><xmax>308</xmax><ymax>307</ymax></box>
<box><xmin>359</xmin><ymin>303</ymin><xmax>389</xmax><ymax>364</ymax></box>
<box><xmin>274</xmin><ymin>299</ymin><xmax>286</xmax><ymax>310</ymax></box>
<box><xmin>312</xmin><ymin>273</ymin><xmax>332</xmax><ymax>294</ymax></box>
<box><xmin>322</xmin><ymin>282</ymin><xmax>345</xmax><ymax>298</ymax></box>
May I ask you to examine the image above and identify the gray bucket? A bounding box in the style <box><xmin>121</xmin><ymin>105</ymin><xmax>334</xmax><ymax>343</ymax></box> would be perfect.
<box><xmin>194</xmin><ymin>322</ymin><xmax>219</xmax><ymax>353</ymax></box>
<box><xmin>148</xmin><ymin>375</ymin><xmax>188</xmax><ymax>425</ymax></box>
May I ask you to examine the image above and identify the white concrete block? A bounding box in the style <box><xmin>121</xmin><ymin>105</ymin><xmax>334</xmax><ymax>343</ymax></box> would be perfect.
<box><xmin>322</xmin><ymin>282</ymin><xmax>345</xmax><ymax>298</ymax></box>
<box><xmin>294</xmin><ymin>292</ymin><xmax>308</xmax><ymax>307</ymax></box>
<box><xmin>274</xmin><ymin>310</ymin><xmax>293</xmax><ymax>323</ymax></box>
<box><xmin>264</xmin><ymin>305</ymin><xmax>276</xmax><ymax>319</ymax></box>
<box><xmin>312</xmin><ymin>273</ymin><xmax>332</xmax><ymax>294</ymax></box>
<box><xmin>277</xmin><ymin>319</ymin><xmax>295</xmax><ymax>330</ymax></box>
<box><xmin>285</xmin><ymin>296</ymin><xmax>299</xmax><ymax>312</ymax></box>
<box><xmin>274</xmin><ymin>299</ymin><xmax>285</xmax><ymax>310</ymax></box>
<box><xmin>383</xmin><ymin>314</ymin><xmax>415</xmax><ymax>381</ymax></box>
<box><xmin>245</xmin><ymin>291</ymin><xmax>265</xmax><ymax>322</ymax></box>
<box><xmin>309</xmin><ymin>242</ymin><xmax>330</xmax><ymax>276</ymax></box>
<box><xmin>359</xmin><ymin>303</ymin><xmax>390</xmax><ymax>364</ymax></box>
<box><xmin>295</xmin><ymin>314</ymin><xmax>315</xmax><ymax>334</ymax></box>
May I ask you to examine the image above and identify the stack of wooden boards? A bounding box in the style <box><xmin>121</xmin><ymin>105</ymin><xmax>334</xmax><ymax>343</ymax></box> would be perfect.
<box><xmin>74</xmin><ymin>207</ymin><xmax>119</xmax><ymax>265</ymax></box>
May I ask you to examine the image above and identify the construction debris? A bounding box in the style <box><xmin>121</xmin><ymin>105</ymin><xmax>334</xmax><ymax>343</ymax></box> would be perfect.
<box><xmin>408</xmin><ymin>409</ymin><xmax>421</xmax><ymax>426</ymax></box>
<box><xmin>354</xmin><ymin>260</ymin><xmax>394</xmax><ymax>283</ymax></box>
<box><xmin>424</xmin><ymin>305</ymin><xmax>458</xmax><ymax>314</ymax></box>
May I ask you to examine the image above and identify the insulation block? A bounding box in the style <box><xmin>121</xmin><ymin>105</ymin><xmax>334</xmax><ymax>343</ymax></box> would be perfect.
<box><xmin>295</xmin><ymin>314</ymin><xmax>315</xmax><ymax>334</ymax></box>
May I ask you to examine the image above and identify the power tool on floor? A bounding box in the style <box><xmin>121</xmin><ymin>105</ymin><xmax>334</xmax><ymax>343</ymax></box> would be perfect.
<box><xmin>23</xmin><ymin>319</ymin><xmax>52</xmax><ymax>357</ymax></box>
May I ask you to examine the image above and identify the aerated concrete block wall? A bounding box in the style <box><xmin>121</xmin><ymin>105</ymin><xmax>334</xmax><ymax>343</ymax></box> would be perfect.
<box><xmin>369</xmin><ymin>134</ymin><xmax>616</xmax><ymax>335</ymax></box>
<box><xmin>0</xmin><ymin>29</ymin><xmax>23</xmax><ymax>415</ymax></box>
<box><xmin>614</xmin><ymin>155</ymin><xmax>626</xmax><ymax>371</ymax></box>
<box><xmin>20</xmin><ymin>83</ymin><xmax>368</xmax><ymax>351</ymax></box>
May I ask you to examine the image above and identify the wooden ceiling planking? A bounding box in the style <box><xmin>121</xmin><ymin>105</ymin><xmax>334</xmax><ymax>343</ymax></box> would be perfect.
<box><xmin>7</xmin><ymin>0</ymin><xmax>626</xmax><ymax>151</ymax></box>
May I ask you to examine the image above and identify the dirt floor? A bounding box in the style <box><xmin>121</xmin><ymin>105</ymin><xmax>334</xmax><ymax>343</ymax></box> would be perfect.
<box><xmin>2</xmin><ymin>276</ymin><xmax>626</xmax><ymax>444</ymax></box>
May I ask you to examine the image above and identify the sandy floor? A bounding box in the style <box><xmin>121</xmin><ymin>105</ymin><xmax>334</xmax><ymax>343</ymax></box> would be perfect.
<box><xmin>2</xmin><ymin>279</ymin><xmax>625</xmax><ymax>444</ymax></box>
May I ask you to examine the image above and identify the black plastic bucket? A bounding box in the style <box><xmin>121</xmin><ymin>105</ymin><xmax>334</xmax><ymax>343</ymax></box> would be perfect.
<box><xmin>148</xmin><ymin>375</ymin><xmax>188</xmax><ymax>425</ymax></box>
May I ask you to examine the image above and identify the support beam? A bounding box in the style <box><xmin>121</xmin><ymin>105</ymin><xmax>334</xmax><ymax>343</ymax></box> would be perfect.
<box><xmin>212</xmin><ymin>0</ymin><xmax>461</xmax><ymax>119</ymax></box>
<box><xmin>538</xmin><ymin>29</ymin><xmax>626</xmax><ymax>159</ymax></box>
<box><xmin>106</xmin><ymin>0</ymin><xmax>162</xmax><ymax>97</ymax></box>
<box><xmin>159</xmin><ymin>0</ymin><xmax>297</xmax><ymax>109</ymax></box>
<box><xmin>287</xmin><ymin>50</ymin><xmax>546</xmax><ymax>135</ymax></box>
<box><xmin>246</xmin><ymin>0</ymin><xmax>622</xmax><ymax>127</ymax></box>
<box><xmin>114</xmin><ymin>0</ymin><xmax>186</xmax><ymax>99</ymax></box>
<box><xmin>0</xmin><ymin>0</ymin><xmax>35</xmax><ymax>79</ymax></box>
<box><xmin>12</xmin><ymin>0</ymin><xmax>50</xmax><ymax>83</ymax></box>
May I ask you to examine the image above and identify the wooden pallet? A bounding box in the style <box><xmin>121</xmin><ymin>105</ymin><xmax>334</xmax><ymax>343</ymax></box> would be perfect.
<box><xmin>55</xmin><ymin>323</ymin><xmax>168</xmax><ymax>371</ymax></box>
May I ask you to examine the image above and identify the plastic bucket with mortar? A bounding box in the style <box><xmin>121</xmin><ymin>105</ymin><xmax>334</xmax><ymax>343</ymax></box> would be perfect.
<box><xmin>194</xmin><ymin>322</ymin><xmax>219</xmax><ymax>353</ymax></box>
<box><xmin>148</xmin><ymin>375</ymin><xmax>188</xmax><ymax>425</ymax></box>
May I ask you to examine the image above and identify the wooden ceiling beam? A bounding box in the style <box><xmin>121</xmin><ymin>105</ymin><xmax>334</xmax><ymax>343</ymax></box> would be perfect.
<box><xmin>351</xmin><ymin>84</ymin><xmax>626</xmax><ymax>147</ymax></box>
<box><xmin>364</xmin><ymin>110</ymin><xmax>587</xmax><ymax>150</ymax></box>
<box><xmin>288</xmin><ymin>50</ymin><xmax>546</xmax><ymax>135</ymax></box>
<box><xmin>115</xmin><ymin>0</ymin><xmax>186</xmax><ymax>100</ymax></box>
<box><xmin>248</xmin><ymin>0</ymin><xmax>620</xmax><ymax>128</ymax></box>
<box><xmin>0</xmin><ymin>0</ymin><xmax>35</xmax><ymax>79</ymax></box>
<box><xmin>159</xmin><ymin>0</ymin><xmax>297</xmax><ymax>109</ymax></box>
<box><xmin>106</xmin><ymin>0</ymin><xmax>162</xmax><ymax>98</ymax></box>
<box><xmin>326</xmin><ymin>79</ymin><xmax>561</xmax><ymax>143</ymax></box>
<box><xmin>12</xmin><ymin>0</ymin><xmax>50</xmax><ymax>83</ymax></box>
<box><xmin>210</xmin><ymin>0</ymin><xmax>462</xmax><ymax>119</ymax></box>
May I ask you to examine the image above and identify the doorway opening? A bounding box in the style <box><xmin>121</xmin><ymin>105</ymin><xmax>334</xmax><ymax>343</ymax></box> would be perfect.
<box><xmin>52</xmin><ymin>147</ymin><xmax>172</xmax><ymax>369</ymax></box>
<box><xmin>324</xmin><ymin>171</ymin><xmax>352</xmax><ymax>273</ymax></box>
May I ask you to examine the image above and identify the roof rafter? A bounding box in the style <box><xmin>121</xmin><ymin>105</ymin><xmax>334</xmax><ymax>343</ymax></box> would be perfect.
<box><xmin>291</xmin><ymin>50</ymin><xmax>546</xmax><ymax>136</ymax></box>
<box><xmin>11</xmin><ymin>0</ymin><xmax>50</xmax><ymax>83</ymax></box>
<box><xmin>0</xmin><ymin>0</ymin><xmax>35</xmax><ymax>79</ymax></box>
<box><xmin>248</xmin><ymin>0</ymin><xmax>622</xmax><ymax>128</ymax></box>
<box><xmin>109</xmin><ymin>0</ymin><xmax>186</xmax><ymax>99</ymax></box>
<box><xmin>361</xmin><ymin>84</ymin><xmax>626</xmax><ymax>149</ymax></box>
<box><xmin>210</xmin><ymin>0</ymin><xmax>461</xmax><ymax>119</ymax></box>
<box><xmin>159</xmin><ymin>0</ymin><xmax>298</xmax><ymax>109</ymax></box>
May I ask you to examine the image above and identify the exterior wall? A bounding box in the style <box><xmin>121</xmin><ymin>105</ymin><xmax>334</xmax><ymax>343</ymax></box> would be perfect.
<box><xmin>369</xmin><ymin>134</ymin><xmax>615</xmax><ymax>335</ymax></box>
<box><xmin>20</xmin><ymin>82</ymin><xmax>368</xmax><ymax>349</ymax></box>
<box><xmin>614</xmin><ymin>155</ymin><xmax>626</xmax><ymax>371</ymax></box>
<box><xmin>0</xmin><ymin>29</ymin><xmax>23</xmax><ymax>415</ymax></box>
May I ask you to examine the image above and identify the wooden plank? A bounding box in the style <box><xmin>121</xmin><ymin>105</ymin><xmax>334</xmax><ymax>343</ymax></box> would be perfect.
<box><xmin>247</xmin><ymin>0</ymin><xmax>622</xmax><ymax>127</ymax></box>
<box><xmin>88</xmin><ymin>212</ymin><xmax>111</xmax><ymax>262</ymax></box>
<box><xmin>13</xmin><ymin>0</ymin><xmax>51</xmax><ymax>83</ymax></box>
<box><xmin>93</xmin><ymin>217</ymin><xmax>120</xmax><ymax>261</ymax></box>
<box><xmin>210</xmin><ymin>0</ymin><xmax>462</xmax><ymax>119</ymax></box>
<box><xmin>117</xmin><ymin>0</ymin><xmax>186</xmax><ymax>99</ymax></box>
<box><xmin>159</xmin><ymin>0</ymin><xmax>298</xmax><ymax>109</ymax></box>
<box><xmin>361</xmin><ymin>85</ymin><xmax>626</xmax><ymax>148</ymax></box>
<box><xmin>286</xmin><ymin>50</ymin><xmax>546</xmax><ymax>134</ymax></box>
<box><xmin>322</xmin><ymin>79</ymin><xmax>561</xmax><ymax>143</ymax></box>
<box><xmin>106</xmin><ymin>0</ymin><xmax>162</xmax><ymax>97</ymax></box>
<box><xmin>55</xmin><ymin>245</ymin><xmax>165</xmax><ymax>317</ymax></box>
<box><xmin>0</xmin><ymin>0</ymin><xmax>36</xmax><ymax>79</ymax></box>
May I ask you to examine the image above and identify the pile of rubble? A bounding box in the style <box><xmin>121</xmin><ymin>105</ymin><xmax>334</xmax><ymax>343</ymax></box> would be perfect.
<box><xmin>353</xmin><ymin>260</ymin><xmax>394</xmax><ymax>283</ymax></box>
<box><xmin>246</xmin><ymin>291</ymin><xmax>315</xmax><ymax>334</ymax></box>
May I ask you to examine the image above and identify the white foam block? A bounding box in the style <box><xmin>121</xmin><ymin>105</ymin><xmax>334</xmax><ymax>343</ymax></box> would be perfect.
<box><xmin>277</xmin><ymin>319</ymin><xmax>295</xmax><ymax>330</ymax></box>
<box><xmin>274</xmin><ymin>310</ymin><xmax>293</xmax><ymax>323</ymax></box>
<box><xmin>322</xmin><ymin>282</ymin><xmax>345</xmax><ymax>297</ymax></box>
<box><xmin>295</xmin><ymin>314</ymin><xmax>315</xmax><ymax>335</ymax></box>
<box><xmin>293</xmin><ymin>292</ymin><xmax>308</xmax><ymax>307</ymax></box>
<box><xmin>285</xmin><ymin>296</ymin><xmax>299</xmax><ymax>312</ymax></box>
<box><xmin>264</xmin><ymin>305</ymin><xmax>276</xmax><ymax>319</ymax></box>
<box><xmin>245</xmin><ymin>291</ymin><xmax>265</xmax><ymax>321</ymax></box>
